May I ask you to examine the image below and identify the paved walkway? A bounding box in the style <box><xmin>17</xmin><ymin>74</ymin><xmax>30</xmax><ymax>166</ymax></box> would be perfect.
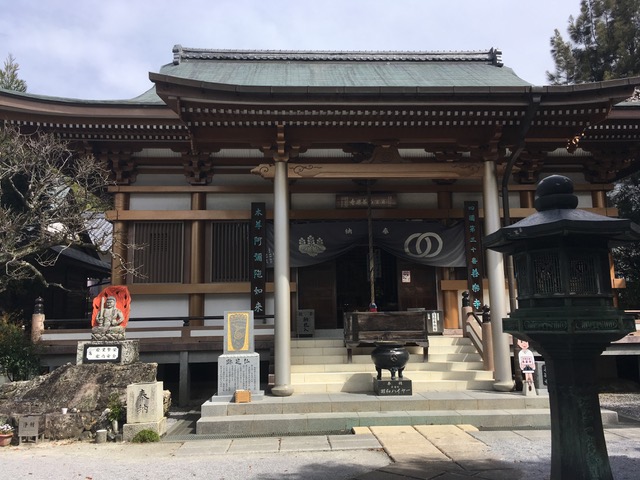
<box><xmin>1</xmin><ymin>424</ymin><xmax>640</xmax><ymax>479</ymax></box>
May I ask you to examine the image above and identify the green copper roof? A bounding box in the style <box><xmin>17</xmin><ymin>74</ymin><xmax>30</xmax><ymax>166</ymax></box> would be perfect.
<box><xmin>159</xmin><ymin>45</ymin><xmax>532</xmax><ymax>88</ymax></box>
<box><xmin>0</xmin><ymin>85</ymin><xmax>164</xmax><ymax>105</ymax></box>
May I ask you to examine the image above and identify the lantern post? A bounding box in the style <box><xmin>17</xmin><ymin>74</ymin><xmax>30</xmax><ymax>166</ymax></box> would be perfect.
<box><xmin>484</xmin><ymin>175</ymin><xmax>639</xmax><ymax>480</ymax></box>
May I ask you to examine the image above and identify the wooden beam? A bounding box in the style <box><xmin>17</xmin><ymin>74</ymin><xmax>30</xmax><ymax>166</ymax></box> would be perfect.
<box><xmin>124</xmin><ymin>282</ymin><xmax>297</xmax><ymax>295</ymax></box>
<box><xmin>105</xmin><ymin>206</ymin><xmax>617</xmax><ymax>222</ymax></box>
<box><xmin>252</xmin><ymin>162</ymin><xmax>484</xmax><ymax>179</ymax></box>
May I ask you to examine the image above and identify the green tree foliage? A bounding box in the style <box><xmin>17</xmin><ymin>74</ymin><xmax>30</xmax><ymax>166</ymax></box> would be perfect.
<box><xmin>0</xmin><ymin>54</ymin><xmax>27</xmax><ymax>92</ymax></box>
<box><xmin>548</xmin><ymin>0</ymin><xmax>640</xmax><ymax>84</ymax></box>
<box><xmin>608</xmin><ymin>177</ymin><xmax>640</xmax><ymax>308</ymax></box>
<box><xmin>0</xmin><ymin>312</ymin><xmax>39</xmax><ymax>381</ymax></box>
<box><xmin>549</xmin><ymin>0</ymin><xmax>640</xmax><ymax>308</ymax></box>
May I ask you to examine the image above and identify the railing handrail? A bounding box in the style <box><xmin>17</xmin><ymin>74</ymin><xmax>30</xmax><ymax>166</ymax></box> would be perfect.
<box><xmin>44</xmin><ymin>314</ymin><xmax>276</xmax><ymax>328</ymax></box>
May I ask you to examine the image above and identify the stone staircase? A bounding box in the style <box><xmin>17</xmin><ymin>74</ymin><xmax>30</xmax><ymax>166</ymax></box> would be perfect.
<box><xmin>289</xmin><ymin>335</ymin><xmax>495</xmax><ymax>393</ymax></box>
<box><xmin>194</xmin><ymin>334</ymin><xmax>619</xmax><ymax>437</ymax></box>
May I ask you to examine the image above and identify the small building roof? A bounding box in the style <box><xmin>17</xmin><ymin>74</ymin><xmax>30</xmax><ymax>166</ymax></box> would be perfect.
<box><xmin>160</xmin><ymin>45</ymin><xmax>532</xmax><ymax>88</ymax></box>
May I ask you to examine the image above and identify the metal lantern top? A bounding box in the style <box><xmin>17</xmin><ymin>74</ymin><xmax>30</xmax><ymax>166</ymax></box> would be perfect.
<box><xmin>485</xmin><ymin>175</ymin><xmax>640</xmax><ymax>309</ymax></box>
<box><xmin>484</xmin><ymin>175</ymin><xmax>640</xmax><ymax>253</ymax></box>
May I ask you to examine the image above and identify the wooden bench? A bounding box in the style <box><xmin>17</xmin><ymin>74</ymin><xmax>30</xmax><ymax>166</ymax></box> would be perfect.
<box><xmin>343</xmin><ymin>311</ymin><xmax>441</xmax><ymax>363</ymax></box>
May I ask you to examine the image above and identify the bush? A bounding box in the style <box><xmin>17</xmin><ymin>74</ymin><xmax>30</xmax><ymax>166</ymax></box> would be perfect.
<box><xmin>131</xmin><ymin>429</ymin><xmax>160</xmax><ymax>443</ymax></box>
<box><xmin>0</xmin><ymin>312</ymin><xmax>40</xmax><ymax>381</ymax></box>
<box><xmin>106</xmin><ymin>392</ymin><xmax>125</xmax><ymax>423</ymax></box>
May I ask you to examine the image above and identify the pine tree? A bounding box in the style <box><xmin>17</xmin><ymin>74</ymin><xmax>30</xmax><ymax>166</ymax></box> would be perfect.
<box><xmin>0</xmin><ymin>54</ymin><xmax>27</xmax><ymax>92</ymax></box>
<box><xmin>547</xmin><ymin>0</ymin><xmax>640</xmax><ymax>84</ymax></box>
<box><xmin>549</xmin><ymin>0</ymin><xmax>640</xmax><ymax>308</ymax></box>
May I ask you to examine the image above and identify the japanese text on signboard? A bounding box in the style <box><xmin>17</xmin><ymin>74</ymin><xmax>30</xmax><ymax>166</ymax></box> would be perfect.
<box><xmin>463</xmin><ymin>201</ymin><xmax>484</xmax><ymax>311</ymax></box>
<box><xmin>250</xmin><ymin>203</ymin><xmax>266</xmax><ymax>317</ymax></box>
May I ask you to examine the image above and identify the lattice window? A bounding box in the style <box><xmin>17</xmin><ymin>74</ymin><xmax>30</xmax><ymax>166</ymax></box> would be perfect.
<box><xmin>568</xmin><ymin>254</ymin><xmax>598</xmax><ymax>294</ymax></box>
<box><xmin>211</xmin><ymin>221</ymin><xmax>251</xmax><ymax>282</ymax></box>
<box><xmin>532</xmin><ymin>251</ymin><xmax>561</xmax><ymax>295</ymax></box>
<box><xmin>132</xmin><ymin>222</ymin><xmax>184</xmax><ymax>283</ymax></box>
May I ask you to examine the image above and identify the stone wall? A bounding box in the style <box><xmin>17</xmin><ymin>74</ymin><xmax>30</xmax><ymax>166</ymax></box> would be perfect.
<box><xmin>0</xmin><ymin>362</ymin><xmax>170</xmax><ymax>441</ymax></box>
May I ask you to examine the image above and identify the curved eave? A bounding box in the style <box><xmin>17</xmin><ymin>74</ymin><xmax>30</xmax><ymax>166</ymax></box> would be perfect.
<box><xmin>150</xmin><ymin>72</ymin><xmax>640</xmax><ymax>104</ymax></box>
<box><xmin>484</xmin><ymin>210</ymin><xmax>640</xmax><ymax>253</ymax></box>
<box><xmin>0</xmin><ymin>88</ymin><xmax>180</xmax><ymax>124</ymax></box>
<box><xmin>0</xmin><ymin>89</ymin><xmax>188</xmax><ymax>149</ymax></box>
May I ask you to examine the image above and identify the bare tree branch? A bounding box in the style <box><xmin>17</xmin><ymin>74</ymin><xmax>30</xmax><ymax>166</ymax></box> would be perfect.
<box><xmin>0</xmin><ymin>125</ymin><xmax>140</xmax><ymax>292</ymax></box>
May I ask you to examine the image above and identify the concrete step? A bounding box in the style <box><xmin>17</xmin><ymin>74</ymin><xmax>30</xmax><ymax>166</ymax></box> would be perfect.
<box><xmin>195</xmin><ymin>391</ymin><xmax>620</xmax><ymax>436</ymax></box>
<box><xmin>291</xmin><ymin>360</ymin><xmax>486</xmax><ymax>373</ymax></box>
<box><xmin>292</xmin><ymin>352</ymin><xmax>482</xmax><ymax>366</ymax></box>
<box><xmin>290</xmin><ymin>345</ymin><xmax>479</xmax><ymax>361</ymax></box>
<box><xmin>290</xmin><ymin>335</ymin><xmax>471</xmax><ymax>348</ymax></box>
<box><xmin>291</xmin><ymin>379</ymin><xmax>496</xmax><ymax>393</ymax></box>
<box><xmin>291</xmin><ymin>370</ymin><xmax>494</xmax><ymax>385</ymax></box>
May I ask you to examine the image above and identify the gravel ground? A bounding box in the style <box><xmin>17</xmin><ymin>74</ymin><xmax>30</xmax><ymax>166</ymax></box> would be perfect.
<box><xmin>467</xmin><ymin>393</ymin><xmax>640</xmax><ymax>480</ymax></box>
<box><xmin>600</xmin><ymin>392</ymin><xmax>640</xmax><ymax>422</ymax></box>
<box><xmin>0</xmin><ymin>393</ymin><xmax>639</xmax><ymax>480</ymax></box>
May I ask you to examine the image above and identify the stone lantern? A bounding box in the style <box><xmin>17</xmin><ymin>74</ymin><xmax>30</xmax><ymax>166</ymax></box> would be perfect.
<box><xmin>484</xmin><ymin>175</ymin><xmax>640</xmax><ymax>480</ymax></box>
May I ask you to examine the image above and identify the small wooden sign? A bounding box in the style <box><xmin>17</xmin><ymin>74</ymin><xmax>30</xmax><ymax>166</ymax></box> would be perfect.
<box><xmin>336</xmin><ymin>193</ymin><xmax>397</xmax><ymax>209</ymax></box>
<box><xmin>234</xmin><ymin>390</ymin><xmax>251</xmax><ymax>403</ymax></box>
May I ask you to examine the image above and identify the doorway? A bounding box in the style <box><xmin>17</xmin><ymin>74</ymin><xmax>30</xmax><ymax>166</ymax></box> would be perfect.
<box><xmin>336</xmin><ymin>246</ymin><xmax>398</xmax><ymax>319</ymax></box>
<box><xmin>297</xmin><ymin>247</ymin><xmax>438</xmax><ymax>330</ymax></box>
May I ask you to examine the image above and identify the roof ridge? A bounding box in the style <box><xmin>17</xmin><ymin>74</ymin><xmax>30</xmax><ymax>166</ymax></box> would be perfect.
<box><xmin>171</xmin><ymin>45</ymin><xmax>503</xmax><ymax>67</ymax></box>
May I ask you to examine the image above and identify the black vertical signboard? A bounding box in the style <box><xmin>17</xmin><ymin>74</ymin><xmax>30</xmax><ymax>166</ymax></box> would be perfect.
<box><xmin>463</xmin><ymin>201</ymin><xmax>484</xmax><ymax>311</ymax></box>
<box><xmin>250</xmin><ymin>203</ymin><xmax>266</xmax><ymax>319</ymax></box>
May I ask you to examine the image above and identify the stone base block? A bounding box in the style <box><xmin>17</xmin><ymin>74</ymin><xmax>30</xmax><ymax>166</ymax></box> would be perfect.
<box><xmin>209</xmin><ymin>390</ymin><xmax>265</xmax><ymax>403</ymax></box>
<box><xmin>123</xmin><ymin>417</ymin><xmax>167</xmax><ymax>442</ymax></box>
<box><xmin>523</xmin><ymin>382</ymin><xmax>538</xmax><ymax>396</ymax></box>
<box><xmin>373</xmin><ymin>378</ymin><xmax>413</xmax><ymax>396</ymax></box>
<box><xmin>76</xmin><ymin>340</ymin><xmax>140</xmax><ymax>365</ymax></box>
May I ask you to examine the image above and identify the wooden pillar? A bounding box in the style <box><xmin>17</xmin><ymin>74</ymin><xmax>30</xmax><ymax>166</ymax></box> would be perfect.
<box><xmin>437</xmin><ymin>190</ymin><xmax>459</xmax><ymax>329</ymax></box>
<box><xmin>179</xmin><ymin>350</ymin><xmax>191</xmax><ymax>407</ymax></box>
<box><xmin>520</xmin><ymin>190</ymin><xmax>535</xmax><ymax>208</ymax></box>
<box><xmin>111</xmin><ymin>193</ymin><xmax>129</xmax><ymax>285</ymax></box>
<box><xmin>592</xmin><ymin>190</ymin><xmax>606</xmax><ymax>208</ymax></box>
<box><xmin>483</xmin><ymin>159</ymin><xmax>513</xmax><ymax>392</ymax></box>
<box><xmin>442</xmin><ymin>268</ymin><xmax>459</xmax><ymax>329</ymax></box>
<box><xmin>272</xmin><ymin>158</ymin><xmax>293</xmax><ymax>397</ymax></box>
<box><xmin>189</xmin><ymin>192</ymin><xmax>206</xmax><ymax>325</ymax></box>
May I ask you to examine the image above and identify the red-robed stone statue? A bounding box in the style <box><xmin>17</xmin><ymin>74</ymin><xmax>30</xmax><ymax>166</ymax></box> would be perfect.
<box><xmin>91</xmin><ymin>286</ymin><xmax>131</xmax><ymax>341</ymax></box>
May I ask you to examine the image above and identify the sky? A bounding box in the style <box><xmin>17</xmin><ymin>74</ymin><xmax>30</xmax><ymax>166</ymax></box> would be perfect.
<box><xmin>0</xmin><ymin>0</ymin><xmax>583</xmax><ymax>101</ymax></box>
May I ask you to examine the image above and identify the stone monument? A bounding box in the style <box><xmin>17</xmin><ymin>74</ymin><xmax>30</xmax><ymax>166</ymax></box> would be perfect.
<box><xmin>215</xmin><ymin>311</ymin><xmax>263</xmax><ymax>401</ymax></box>
<box><xmin>76</xmin><ymin>286</ymin><xmax>139</xmax><ymax>365</ymax></box>
<box><xmin>123</xmin><ymin>381</ymin><xmax>166</xmax><ymax>441</ymax></box>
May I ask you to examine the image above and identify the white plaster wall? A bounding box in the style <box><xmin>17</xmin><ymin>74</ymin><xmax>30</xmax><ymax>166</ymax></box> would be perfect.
<box><xmin>291</xmin><ymin>193</ymin><xmax>336</xmax><ymax>209</ymax></box>
<box><xmin>129</xmin><ymin>295</ymin><xmax>189</xmax><ymax>319</ymax></box>
<box><xmin>397</xmin><ymin>192</ymin><xmax>438</xmax><ymax>209</ymax></box>
<box><xmin>209</xmin><ymin>174</ymin><xmax>267</xmax><ymax>186</ymax></box>
<box><xmin>452</xmin><ymin>191</ymin><xmax>483</xmax><ymax>209</ymax></box>
<box><xmin>576</xmin><ymin>192</ymin><xmax>592</xmax><ymax>208</ymax></box>
<box><xmin>129</xmin><ymin>193</ymin><xmax>191</xmax><ymax>210</ymax></box>
<box><xmin>206</xmin><ymin>193</ymin><xmax>273</xmax><ymax>210</ymax></box>
<box><xmin>134</xmin><ymin>173</ymin><xmax>189</xmax><ymax>186</ymax></box>
<box><xmin>204</xmin><ymin>294</ymin><xmax>274</xmax><ymax>318</ymax></box>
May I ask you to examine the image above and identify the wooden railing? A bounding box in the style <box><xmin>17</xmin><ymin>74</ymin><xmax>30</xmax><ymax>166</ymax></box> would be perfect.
<box><xmin>37</xmin><ymin>315</ymin><xmax>276</xmax><ymax>352</ymax></box>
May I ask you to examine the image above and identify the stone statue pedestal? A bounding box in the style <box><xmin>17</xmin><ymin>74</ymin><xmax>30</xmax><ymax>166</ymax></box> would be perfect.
<box><xmin>76</xmin><ymin>340</ymin><xmax>139</xmax><ymax>365</ymax></box>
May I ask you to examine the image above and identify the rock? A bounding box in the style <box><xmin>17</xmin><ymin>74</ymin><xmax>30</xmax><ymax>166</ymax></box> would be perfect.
<box><xmin>46</xmin><ymin>412</ymin><xmax>85</xmax><ymax>440</ymax></box>
<box><xmin>0</xmin><ymin>362</ymin><xmax>170</xmax><ymax>441</ymax></box>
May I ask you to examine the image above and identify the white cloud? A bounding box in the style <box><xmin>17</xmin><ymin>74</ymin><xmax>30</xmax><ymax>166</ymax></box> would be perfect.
<box><xmin>1</xmin><ymin>0</ymin><xmax>582</xmax><ymax>100</ymax></box>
